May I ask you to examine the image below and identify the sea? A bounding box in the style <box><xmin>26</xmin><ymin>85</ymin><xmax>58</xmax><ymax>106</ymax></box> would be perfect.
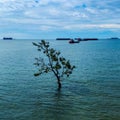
<box><xmin>0</xmin><ymin>39</ymin><xmax>120</xmax><ymax>120</ymax></box>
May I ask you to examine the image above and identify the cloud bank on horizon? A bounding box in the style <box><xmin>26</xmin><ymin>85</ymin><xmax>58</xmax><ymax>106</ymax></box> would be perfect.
<box><xmin>0</xmin><ymin>0</ymin><xmax>120</xmax><ymax>38</ymax></box>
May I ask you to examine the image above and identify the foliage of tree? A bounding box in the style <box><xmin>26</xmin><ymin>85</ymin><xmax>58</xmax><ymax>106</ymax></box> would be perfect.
<box><xmin>33</xmin><ymin>40</ymin><xmax>75</xmax><ymax>89</ymax></box>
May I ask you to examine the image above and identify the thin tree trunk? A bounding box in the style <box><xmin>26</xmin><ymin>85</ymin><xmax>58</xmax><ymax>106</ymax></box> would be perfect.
<box><xmin>58</xmin><ymin>79</ymin><xmax>61</xmax><ymax>89</ymax></box>
<box><xmin>56</xmin><ymin>75</ymin><xmax>61</xmax><ymax>89</ymax></box>
<box><xmin>48</xmin><ymin>55</ymin><xmax>62</xmax><ymax>89</ymax></box>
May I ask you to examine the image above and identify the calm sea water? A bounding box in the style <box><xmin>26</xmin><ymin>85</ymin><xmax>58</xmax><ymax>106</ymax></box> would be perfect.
<box><xmin>0</xmin><ymin>39</ymin><xmax>120</xmax><ymax>120</ymax></box>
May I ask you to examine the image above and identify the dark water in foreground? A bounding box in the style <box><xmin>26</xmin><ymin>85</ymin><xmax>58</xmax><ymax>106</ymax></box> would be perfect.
<box><xmin>0</xmin><ymin>39</ymin><xmax>120</xmax><ymax>120</ymax></box>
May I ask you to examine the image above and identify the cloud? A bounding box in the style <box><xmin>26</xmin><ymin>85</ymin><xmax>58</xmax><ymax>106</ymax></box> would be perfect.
<box><xmin>63</xmin><ymin>24</ymin><xmax>120</xmax><ymax>30</ymax></box>
<box><xmin>0</xmin><ymin>0</ymin><xmax>120</xmax><ymax>38</ymax></box>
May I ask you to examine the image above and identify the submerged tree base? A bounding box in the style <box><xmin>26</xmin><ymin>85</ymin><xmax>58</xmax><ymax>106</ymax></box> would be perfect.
<box><xmin>58</xmin><ymin>81</ymin><xmax>61</xmax><ymax>90</ymax></box>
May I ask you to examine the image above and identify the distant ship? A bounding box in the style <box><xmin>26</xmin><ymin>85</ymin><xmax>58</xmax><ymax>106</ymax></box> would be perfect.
<box><xmin>3</xmin><ymin>37</ymin><xmax>13</xmax><ymax>40</ymax></box>
<box><xmin>109</xmin><ymin>37</ymin><xmax>119</xmax><ymax>39</ymax></box>
<box><xmin>82</xmin><ymin>38</ymin><xmax>98</xmax><ymax>41</ymax></box>
<box><xmin>69</xmin><ymin>39</ymin><xmax>80</xmax><ymax>44</ymax></box>
<box><xmin>56</xmin><ymin>38</ymin><xmax>71</xmax><ymax>40</ymax></box>
<box><xmin>56</xmin><ymin>37</ymin><xmax>98</xmax><ymax>41</ymax></box>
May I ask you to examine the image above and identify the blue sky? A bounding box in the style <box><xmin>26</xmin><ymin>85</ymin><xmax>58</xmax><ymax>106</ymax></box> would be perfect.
<box><xmin>0</xmin><ymin>0</ymin><xmax>120</xmax><ymax>39</ymax></box>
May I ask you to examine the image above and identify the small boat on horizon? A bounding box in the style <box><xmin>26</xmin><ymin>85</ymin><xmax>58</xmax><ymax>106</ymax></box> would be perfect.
<box><xmin>82</xmin><ymin>38</ymin><xmax>98</xmax><ymax>41</ymax></box>
<box><xmin>56</xmin><ymin>38</ymin><xmax>71</xmax><ymax>40</ymax></box>
<box><xmin>69</xmin><ymin>39</ymin><xmax>80</xmax><ymax>44</ymax></box>
<box><xmin>3</xmin><ymin>37</ymin><xmax>13</xmax><ymax>40</ymax></box>
<box><xmin>109</xmin><ymin>37</ymin><xmax>119</xmax><ymax>39</ymax></box>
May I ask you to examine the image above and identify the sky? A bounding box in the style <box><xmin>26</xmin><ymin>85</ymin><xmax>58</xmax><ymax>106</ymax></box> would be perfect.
<box><xmin>0</xmin><ymin>0</ymin><xmax>120</xmax><ymax>39</ymax></box>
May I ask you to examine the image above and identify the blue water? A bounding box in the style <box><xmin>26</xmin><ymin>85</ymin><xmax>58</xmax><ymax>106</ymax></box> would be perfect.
<box><xmin>0</xmin><ymin>39</ymin><xmax>120</xmax><ymax>120</ymax></box>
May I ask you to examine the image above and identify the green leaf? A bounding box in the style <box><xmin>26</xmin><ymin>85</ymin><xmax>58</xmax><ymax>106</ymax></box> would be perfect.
<box><xmin>33</xmin><ymin>42</ymin><xmax>38</xmax><ymax>46</ymax></box>
<box><xmin>34</xmin><ymin>73</ymin><xmax>41</xmax><ymax>76</ymax></box>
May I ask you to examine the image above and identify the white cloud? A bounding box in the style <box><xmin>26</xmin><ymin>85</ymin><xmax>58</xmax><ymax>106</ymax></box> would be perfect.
<box><xmin>63</xmin><ymin>24</ymin><xmax>120</xmax><ymax>30</ymax></box>
<box><xmin>99</xmin><ymin>24</ymin><xmax>120</xmax><ymax>29</ymax></box>
<box><xmin>0</xmin><ymin>0</ymin><xmax>120</xmax><ymax>38</ymax></box>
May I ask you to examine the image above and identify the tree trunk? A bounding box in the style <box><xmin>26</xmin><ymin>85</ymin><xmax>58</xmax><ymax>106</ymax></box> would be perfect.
<box><xmin>56</xmin><ymin>75</ymin><xmax>61</xmax><ymax>89</ymax></box>
<box><xmin>58</xmin><ymin>80</ymin><xmax>61</xmax><ymax>89</ymax></box>
<box><xmin>52</xmin><ymin>69</ymin><xmax>62</xmax><ymax>89</ymax></box>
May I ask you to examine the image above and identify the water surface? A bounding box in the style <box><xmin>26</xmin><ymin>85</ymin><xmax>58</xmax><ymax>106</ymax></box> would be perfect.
<box><xmin>0</xmin><ymin>39</ymin><xmax>120</xmax><ymax>120</ymax></box>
